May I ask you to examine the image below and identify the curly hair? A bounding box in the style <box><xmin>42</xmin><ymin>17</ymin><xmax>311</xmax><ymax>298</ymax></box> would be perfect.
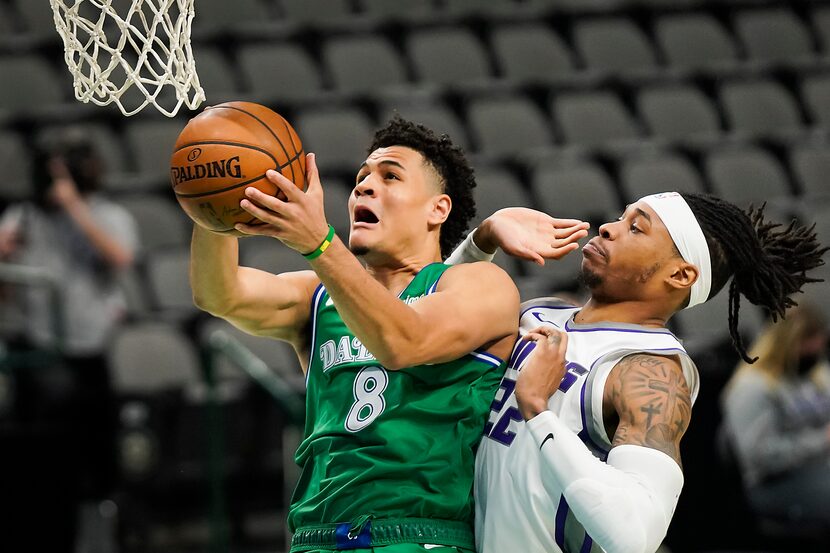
<box><xmin>681</xmin><ymin>193</ymin><xmax>828</xmax><ymax>363</ymax></box>
<box><xmin>368</xmin><ymin>115</ymin><xmax>476</xmax><ymax>258</ymax></box>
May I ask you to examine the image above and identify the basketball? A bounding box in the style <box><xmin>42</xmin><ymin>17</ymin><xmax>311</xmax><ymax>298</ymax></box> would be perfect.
<box><xmin>170</xmin><ymin>101</ymin><xmax>307</xmax><ymax>236</ymax></box>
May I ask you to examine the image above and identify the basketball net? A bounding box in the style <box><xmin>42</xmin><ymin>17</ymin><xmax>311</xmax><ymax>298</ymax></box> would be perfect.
<box><xmin>49</xmin><ymin>0</ymin><xmax>206</xmax><ymax>117</ymax></box>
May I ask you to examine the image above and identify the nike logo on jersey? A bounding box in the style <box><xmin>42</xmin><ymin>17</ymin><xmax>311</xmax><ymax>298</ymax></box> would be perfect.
<box><xmin>540</xmin><ymin>433</ymin><xmax>555</xmax><ymax>450</ymax></box>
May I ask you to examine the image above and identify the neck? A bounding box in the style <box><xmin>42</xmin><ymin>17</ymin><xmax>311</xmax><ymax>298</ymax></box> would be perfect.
<box><xmin>362</xmin><ymin>250</ymin><xmax>443</xmax><ymax>293</ymax></box>
<box><xmin>576</xmin><ymin>296</ymin><xmax>673</xmax><ymax>328</ymax></box>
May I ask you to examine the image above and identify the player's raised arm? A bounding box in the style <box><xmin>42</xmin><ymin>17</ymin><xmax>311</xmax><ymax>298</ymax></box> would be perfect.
<box><xmin>446</xmin><ymin>207</ymin><xmax>589</xmax><ymax>266</ymax></box>
<box><xmin>190</xmin><ymin>225</ymin><xmax>319</xmax><ymax>345</ymax></box>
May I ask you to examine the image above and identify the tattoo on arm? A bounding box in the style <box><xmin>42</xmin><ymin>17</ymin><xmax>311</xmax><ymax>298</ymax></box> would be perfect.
<box><xmin>609</xmin><ymin>354</ymin><xmax>692</xmax><ymax>466</ymax></box>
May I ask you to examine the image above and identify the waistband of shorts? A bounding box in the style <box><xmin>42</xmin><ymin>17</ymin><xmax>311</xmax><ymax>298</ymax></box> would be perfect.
<box><xmin>290</xmin><ymin>517</ymin><xmax>475</xmax><ymax>551</ymax></box>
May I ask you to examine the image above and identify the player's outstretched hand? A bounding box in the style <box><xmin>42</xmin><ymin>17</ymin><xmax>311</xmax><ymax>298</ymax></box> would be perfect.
<box><xmin>476</xmin><ymin>208</ymin><xmax>589</xmax><ymax>265</ymax></box>
<box><xmin>236</xmin><ymin>153</ymin><xmax>331</xmax><ymax>256</ymax></box>
<box><xmin>515</xmin><ymin>326</ymin><xmax>569</xmax><ymax>420</ymax></box>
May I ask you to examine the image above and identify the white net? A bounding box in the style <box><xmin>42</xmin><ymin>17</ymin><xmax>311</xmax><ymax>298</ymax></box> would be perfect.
<box><xmin>49</xmin><ymin>0</ymin><xmax>206</xmax><ymax>117</ymax></box>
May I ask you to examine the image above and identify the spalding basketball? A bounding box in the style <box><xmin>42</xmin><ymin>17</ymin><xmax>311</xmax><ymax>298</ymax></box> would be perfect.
<box><xmin>170</xmin><ymin>101</ymin><xmax>307</xmax><ymax>236</ymax></box>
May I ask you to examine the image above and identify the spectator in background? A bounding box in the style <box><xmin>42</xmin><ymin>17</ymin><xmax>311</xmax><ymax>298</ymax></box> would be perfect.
<box><xmin>721</xmin><ymin>301</ymin><xmax>830</xmax><ymax>527</ymax></box>
<box><xmin>0</xmin><ymin>128</ymin><xmax>138</xmax><ymax>499</ymax></box>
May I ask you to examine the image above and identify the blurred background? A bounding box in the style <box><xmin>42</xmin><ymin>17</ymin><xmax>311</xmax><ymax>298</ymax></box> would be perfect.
<box><xmin>0</xmin><ymin>0</ymin><xmax>829</xmax><ymax>552</ymax></box>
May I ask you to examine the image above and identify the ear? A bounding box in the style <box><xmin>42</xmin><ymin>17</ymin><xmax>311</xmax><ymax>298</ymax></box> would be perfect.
<box><xmin>666</xmin><ymin>261</ymin><xmax>699</xmax><ymax>292</ymax></box>
<box><xmin>428</xmin><ymin>193</ymin><xmax>452</xmax><ymax>226</ymax></box>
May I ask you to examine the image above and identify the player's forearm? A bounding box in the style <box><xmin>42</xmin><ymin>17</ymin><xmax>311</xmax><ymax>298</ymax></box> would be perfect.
<box><xmin>308</xmin><ymin>237</ymin><xmax>435</xmax><ymax>369</ymax></box>
<box><xmin>445</xmin><ymin>227</ymin><xmax>496</xmax><ymax>265</ymax></box>
<box><xmin>190</xmin><ymin>224</ymin><xmax>243</xmax><ymax>315</ymax></box>
<box><xmin>527</xmin><ymin>411</ymin><xmax>683</xmax><ymax>553</ymax></box>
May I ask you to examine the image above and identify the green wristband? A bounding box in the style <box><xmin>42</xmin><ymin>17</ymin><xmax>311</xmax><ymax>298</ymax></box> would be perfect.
<box><xmin>303</xmin><ymin>224</ymin><xmax>336</xmax><ymax>260</ymax></box>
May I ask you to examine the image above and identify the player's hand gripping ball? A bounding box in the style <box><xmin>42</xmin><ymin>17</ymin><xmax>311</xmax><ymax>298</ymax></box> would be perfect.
<box><xmin>170</xmin><ymin>101</ymin><xmax>307</xmax><ymax>236</ymax></box>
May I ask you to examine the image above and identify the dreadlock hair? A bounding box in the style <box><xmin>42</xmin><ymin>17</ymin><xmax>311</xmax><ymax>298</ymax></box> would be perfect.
<box><xmin>680</xmin><ymin>192</ymin><xmax>828</xmax><ymax>364</ymax></box>
<box><xmin>368</xmin><ymin>115</ymin><xmax>476</xmax><ymax>259</ymax></box>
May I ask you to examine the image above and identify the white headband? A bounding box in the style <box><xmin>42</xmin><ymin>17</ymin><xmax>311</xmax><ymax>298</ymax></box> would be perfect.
<box><xmin>639</xmin><ymin>192</ymin><xmax>711</xmax><ymax>309</ymax></box>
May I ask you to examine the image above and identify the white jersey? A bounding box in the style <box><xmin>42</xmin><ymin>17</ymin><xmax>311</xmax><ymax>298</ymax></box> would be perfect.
<box><xmin>474</xmin><ymin>298</ymin><xmax>700</xmax><ymax>553</ymax></box>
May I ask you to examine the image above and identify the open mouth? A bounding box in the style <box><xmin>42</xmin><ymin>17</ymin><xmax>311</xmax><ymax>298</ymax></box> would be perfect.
<box><xmin>353</xmin><ymin>205</ymin><xmax>379</xmax><ymax>225</ymax></box>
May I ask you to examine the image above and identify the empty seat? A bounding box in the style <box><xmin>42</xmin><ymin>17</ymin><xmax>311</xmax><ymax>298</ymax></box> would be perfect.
<box><xmin>0</xmin><ymin>131</ymin><xmax>33</xmax><ymax>202</ymax></box>
<box><xmin>553</xmin><ymin>91</ymin><xmax>641</xmax><ymax>149</ymax></box>
<box><xmin>619</xmin><ymin>153</ymin><xmax>706</xmax><ymax>202</ymax></box>
<box><xmin>191</xmin><ymin>0</ymin><xmax>274</xmax><ymax>36</ymax></box>
<box><xmin>532</xmin><ymin>160</ymin><xmax>620</xmax><ymax>224</ymax></box>
<box><xmin>322</xmin><ymin>36</ymin><xmax>408</xmax><ymax>95</ymax></box>
<box><xmin>322</xmin><ymin>177</ymin><xmax>353</xmax><ymax>239</ymax></box>
<box><xmin>655</xmin><ymin>13</ymin><xmax>739</xmax><ymax>71</ymax></box>
<box><xmin>359</xmin><ymin>0</ymin><xmax>435</xmax><ymax>21</ymax></box>
<box><xmin>294</xmin><ymin>107</ymin><xmax>375</xmax><ymax>175</ymax></box>
<box><xmin>123</xmin><ymin>120</ymin><xmax>187</xmax><ymax>184</ymax></box>
<box><xmin>470</xmin><ymin>167</ymin><xmax>533</xmax><ymax>279</ymax></box>
<box><xmin>801</xmin><ymin>74</ymin><xmax>830</xmax><ymax>129</ymax></box>
<box><xmin>466</xmin><ymin>96</ymin><xmax>554</xmax><ymax>158</ymax></box>
<box><xmin>789</xmin><ymin>143</ymin><xmax>830</xmax><ymax>200</ymax></box>
<box><xmin>12</xmin><ymin>0</ymin><xmax>61</xmax><ymax>41</ymax></box>
<box><xmin>674</xmin><ymin>287</ymin><xmax>764</xmax><ymax>356</ymax></box>
<box><xmin>238</xmin><ymin>43</ymin><xmax>323</xmax><ymax>104</ymax></box>
<box><xmin>815</xmin><ymin>7</ymin><xmax>830</xmax><ymax>54</ymax></box>
<box><xmin>239</xmin><ymin>237</ymin><xmax>310</xmax><ymax>275</ymax></box>
<box><xmin>279</xmin><ymin>0</ymin><xmax>353</xmax><ymax>25</ymax></box>
<box><xmin>116</xmin><ymin>195</ymin><xmax>192</xmax><ymax>254</ymax></box>
<box><xmin>0</xmin><ymin>55</ymin><xmax>67</xmax><ymax>116</ymax></box>
<box><xmin>145</xmin><ymin>247</ymin><xmax>199</xmax><ymax>318</ymax></box>
<box><xmin>380</xmin><ymin>102</ymin><xmax>470</xmax><ymax>151</ymax></box>
<box><xmin>734</xmin><ymin>8</ymin><xmax>816</xmax><ymax>66</ymax></box>
<box><xmin>107</xmin><ymin>320</ymin><xmax>200</xmax><ymax>394</ymax></box>
<box><xmin>407</xmin><ymin>28</ymin><xmax>492</xmax><ymax>87</ymax></box>
<box><xmin>637</xmin><ymin>85</ymin><xmax>722</xmax><ymax>143</ymax></box>
<box><xmin>191</xmin><ymin>47</ymin><xmax>241</xmax><ymax>102</ymax></box>
<box><xmin>490</xmin><ymin>23</ymin><xmax>577</xmax><ymax>84</ymax></box>
<box><xmin>719</xmin><ymin>80</ymin><xmax>803</xmax><ymax>138</ymax></box>
<box><xmin>573</xmin><ymin>18</ymin><xmax>658</xmax><ymax>75</ymax></box>
<box><xmin>704</xmin><ymin>146</ymin><xmax>793</xmax><ymax>208</ymax></box>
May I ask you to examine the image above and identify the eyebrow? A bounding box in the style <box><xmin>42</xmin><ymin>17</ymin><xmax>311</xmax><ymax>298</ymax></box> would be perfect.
<box><xmin>634</xmin><ymin>207</ymin><xmax>652</xmax><ymax>222</ymax></box>
<box><xmin>358</xmin><ymin>160</ymin><xmax>407</xmax><ymax>173</ymax></box>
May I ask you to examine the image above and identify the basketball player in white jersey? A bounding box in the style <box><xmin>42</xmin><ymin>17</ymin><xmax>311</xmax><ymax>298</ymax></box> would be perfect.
<box><xmin>447</xmin><ymin>193</ymin><xmax>827</xmax><ymax>553</ymax></box>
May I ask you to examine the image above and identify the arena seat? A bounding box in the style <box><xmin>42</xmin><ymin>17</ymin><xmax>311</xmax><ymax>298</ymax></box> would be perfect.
<box><xmin>294</xmin><ymin>106</ymin><xmax>375</xmax><ymax>176</ymax></box>
<box><xmin>572</xmin><ymin>17</ymin><xmax>660</xmax><ymax>78</ymax></box>
<box><xmin>466</xmin><ymin>94</ymin><xmax>556</xmax><ymax>159</ymax></box>
<box><xmin>123</xmin><ymin>120</ymin><xmax>188</xmax><ymax>186</ymax></box>
<box><xmin>115</xmin><ymin>195</ymin><xmax>191</xmax><ymax>254</ymax></box>
<box><xmin>0</xmin><ymin>131</ymin><xmax>33</xmax><ymax>202</ymax></box>
<box><xmin>704</xmin><ymin>145</ymin><xmax>794</xmax><ymax>209</ymax></box>
<box><xmin>618</xmin><ymin>151</ymin><xmax>706</xmax><ymax>202</ymax></box>
<box><xmin>144</xmin><ymin>248</ymin><xmax>201</xmax><ymax>321</ymax></box>
<box><xmin>789</xmin><ymin>141</ymin><xmax>830</xmax><ymax>201</ymax></box>
<box><xmin>719</xmin><ymin>79</ymin><xmax>805</xmax><ymax>141</ymax></box>
<box><xmin>636</xmin><ymin>83</ymin><xmax>723</xmax><ymax>145</ymax></box>
<box><xmin>531</xmin><ymin>157</ymin><xmax>620</xmax><ymax>224</ymax></box>
<box><xmin>237</xmin><ymin>43</ymin><xmax>326</xmax><ymax>106</ymax></box>
<box><xmin>654</xmin><ymin>13</ymin><xmax>741</xmax><ymax>73</ymax></box>
<box><xmin>800</xmin><ymin>73</ymin><xmax>830</xmax><ymax>129</ymax></box>
<box><xmin>0</xmin><ymin>55</ymin><xmax>73</xmax><ymax>120</ymax></box>
<box><xmin>406</xmin><ymin>27</ymin><xmax>494</xmax><ymax>88</ymax></box>
<box><xmin>734</xmin><ymin>7</ymin><xmax>818</xmax><ymax>68</ymax></box>
<box><xmin>552</xmin><ymin>90</ymin><xmax>644</xmax><ymax>151</ymax></box>
<box><xmin>379</xmin><ymin>101</ymin><xmax>471</xmax><ymax>151</ymax></box>
<box><xmin>322</xmin><ymin>36</ymin><xmax>409</xmax><ymax>96</ymax></box>
<box><xmin>490</xmin><ymin>23</ymin><xmax>580</xmax><ymax>85</ymax></box>
<box><xmin>189</xmin><ymin>47</ymin><xmax>242</xmax><ymax>104</ymax></box>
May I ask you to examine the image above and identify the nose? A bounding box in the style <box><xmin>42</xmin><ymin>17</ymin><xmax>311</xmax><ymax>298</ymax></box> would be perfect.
<box><xmin>353</xmin><ymin>175</ymin><xmax>375</xmax><ymax>198</ymax></box>
<box><xmin>598</xmin><ymin>221</ymin><xmax>614</xmax><ymax>239</ymax></box>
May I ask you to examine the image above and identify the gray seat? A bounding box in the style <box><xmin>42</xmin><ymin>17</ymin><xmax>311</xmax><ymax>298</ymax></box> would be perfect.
<box><xmin>294</xmin><ymin>107</ymin><xmax>375</xmax><ymax>176</ymax></box>
<box><xmin>116</xmin><ymin>195</ymin><xmax>191</xmax><ymax>254</ymax></box>
<box><xmin>379</xmin><ymin>102</ymin><xmax>470</xmax><ymax>151</ymax></box>
<box><xmin>789</xmin><ymin>143</ymin><xmax>830</xmax><ymax>201</ymax></box>
<box><xmin>490</xmin><ymin>23</ymin><xmax>577</xmax><ymax>84</ymax></box>
<box><xmin>359</xmin><ymin>0</ymin><xmax>435</xmax><ymax>22</ymax></box>
<box><xmin>637</xmin><ymin>84</ymin><xmax>722</xmax><ymax>143</ymax></box>
<box><xmin>0</xmin><ymin>55</ymin><xmax>66</xmax><ymax>115</ymax></box>
<box><xmin>191</xmin><ymin>0</ymin><xmax>274</xmax><ymax>36</ymax></box>
<box><xmin>238</xmin><ymin>43</ymin><xmax>323</xmax><ymax>104</ymax></box>
<box><xmin>279</xmin><ymin>0</ymin><xmax>353</xmax><ymax>25</ymax></box>
<box><xmin>322</xmin><ymin>177</ymin><xmax>354</xmax><ymax>240</ymax></box>
<box><xmin>322</xmin><ymin>36</ymin><xmax>408</xmax><ymax>95</ymax></box>
<box><xmin>553</xmin><ymin>91</ymin><xmax>641</xmax><ymax>149</ymax></box>
<box><xmin>719</xmin><ymin>80</ymin><xmax>803</xmax><ymax>138</ymax></box>
<box><xmin>107</xmin><ymin>321</ymin><xmax>200</xmax><ymax>394</ymax></box>
<box><xmin>801</xmin><ymin>74</ymin><xmax>830</xmax><ymax>129</ymax></box>
<box><xmin>191</xmin><ymin>47</ymin><xmax>241</xmax><ymax>103</ymax></box>
<box><xmin>619</xmin><ymin>153</ymin><xmax>706</xmax><ymax>203</ymax></box>
<box><xmin>734</xmin><ymin>8</ymin><xmax>816</xmax><ymax>66</ymax></box>
<box><xmin>470</xmin><ymin>167</ymin><xmax>533</xmax><ymax>279</ymax></box>
<box><xmin>573</xmin><ymin>18</ymin><xmax>658</xmax><ymax>75</ymax></box>
<box><xmin>123</xmin><ymin>120</ymin><xmax>186</xmax><ymax>184</ymax></box>
<box><xmin>532</xmin><ymin>159</ymin><xmax>620</xmax><ymax>224</ymax></box>
<box><xmin>704</xmin><ymin>146</ymin><xmax>793</xmax><ymax>208</ymax></box>
<box><xmin>407</xmin><ymin>27</ymin><xmax>492</xmax><ymax>87</ymax></box>
<box><xmin>0</xmin><ymin>131</ymin><xmax>33</xmax><ymax>202</ymax></box>
<box><xmin>815</xmin><ymin>7</ymin><xmax>830</xmax><ymax>54</ymax></box>
<box><xmin>12</xmin><ymin>0</ymin><xmax>61</xmax><ymax>41</ymax></box>
<box><xmin>655</xmin><ymin>13</ymin><xmax>739</xmax><ymax>71</ymax></box>
<box><xmin>144</xmin><ymin>247</ymin><xmax>200</xmax><ymax>319</ymax></box>
<box><xmin>466</xmin><ymin>96</ymin><xmax>554</xmax><ymax>158</ymax></box>
<box><xmin>239</xmin><ymin>237</ymin><xmax>310</xmax><ymax>275</ymax></box>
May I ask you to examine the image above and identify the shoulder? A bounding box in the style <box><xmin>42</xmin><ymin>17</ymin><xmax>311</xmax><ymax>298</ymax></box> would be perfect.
<box><xmin>609</xmin><ymin>353</ymin><xmax>691</xmax><ymax>409</ymax></box>
<box><xmin>440</xmin><ymin>261</ymin><xmax>518</xmax><ymax>293</ymax></box>
<box><xmin>613</xmin><ymin>352</ymin><xmax>686</xmax><ymax>382</ymax></box>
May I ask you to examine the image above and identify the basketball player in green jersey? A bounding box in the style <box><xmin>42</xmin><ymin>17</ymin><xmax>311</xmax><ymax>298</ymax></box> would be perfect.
<box><xmin>190</xmin><ymin>117</ymin><xmax>585</xmax><ymax>552</ymax></box>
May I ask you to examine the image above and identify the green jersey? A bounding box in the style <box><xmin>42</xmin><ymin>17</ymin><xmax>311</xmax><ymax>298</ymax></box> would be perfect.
<box><xmin>288</xmin><ymin>263</ymin><xmax>506</xmax><ymax>532</ymax></box>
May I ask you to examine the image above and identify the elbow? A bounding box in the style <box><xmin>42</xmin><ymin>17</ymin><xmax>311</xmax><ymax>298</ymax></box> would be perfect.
<box><xmin>192</xmin><ymin>290</ymin><xmax>234</xmax><ymax>318</ymax></box>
